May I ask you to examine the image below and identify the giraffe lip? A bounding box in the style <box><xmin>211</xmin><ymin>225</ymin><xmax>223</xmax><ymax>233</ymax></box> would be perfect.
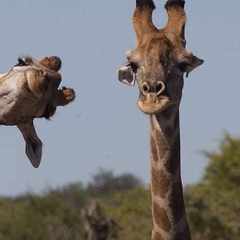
<box><xmin>138</xmin><ymin>94</ymin><xmax>170</xmax><ymax>114</ymax></box>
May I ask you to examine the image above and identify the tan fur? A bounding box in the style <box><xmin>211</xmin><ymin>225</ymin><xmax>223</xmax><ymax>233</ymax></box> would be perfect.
<box><xmin>23</xmin><ymin>69</ymin><xmax>48</xmax><ymax>99</ymax></box>
<box><xmin>133</xmin><ymin>3</ymin><xmax>186</xmax><ymax>47</ymax></box>
<box><xmin>164</xmin><ymin>5</ymin><xmax>186</xmax><ymax>40</ymax></box>
<box><xmin>118</xmin><ymin>1</ymin><xmax>203</xmax><ymax>114</ymax></box>
<box><xmin>118</xmin><ymin>1</ymin><xmax>203</xmax><ymax>239</ymax></box>
<box><xmin>133</xmin><ymin>7</ymin><xmax>158</xmax><ymax>46</ymax></box>
<box><xmin>0</xmin><ymin>56</ymin><xmax>75</xmax><ymax>167</ymax></box>
<box><xmin>40</xmin><ymin>56</ymin><xmax>62</xmax><ymax>71</ymax></box>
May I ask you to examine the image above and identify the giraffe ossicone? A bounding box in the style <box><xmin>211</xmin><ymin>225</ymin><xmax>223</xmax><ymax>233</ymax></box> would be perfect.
<box><xmin>0</xmin><ymin>56</ymin><xmax>75</xmax><ymax>168</ymax></box>
<box><xmin>118</xmin><ymin>0</ymin><xmax>203</xmax><ymax>239</ymax></box>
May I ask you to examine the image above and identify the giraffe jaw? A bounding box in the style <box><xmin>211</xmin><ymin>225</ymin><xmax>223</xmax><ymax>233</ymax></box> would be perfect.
<box><xmin>138</xmin><ymin>94</ymin><xmax>170</xmax><ymax>115</ymax></box>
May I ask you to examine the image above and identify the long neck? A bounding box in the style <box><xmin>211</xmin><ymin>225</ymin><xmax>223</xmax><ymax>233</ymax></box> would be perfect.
<box><xmin>150</xmin><ymin>105</ymin><xmax>191</xmax><ymax>240</ymax></box>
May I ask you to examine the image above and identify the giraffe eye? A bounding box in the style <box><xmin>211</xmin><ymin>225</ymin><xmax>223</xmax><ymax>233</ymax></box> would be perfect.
<box><xmin>178</xmin><ymin>62</ymin><xmax>190</xmax><ymax>72</ymax></box>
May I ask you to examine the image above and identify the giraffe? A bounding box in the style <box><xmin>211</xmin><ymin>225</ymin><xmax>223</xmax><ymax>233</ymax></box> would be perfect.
<box><xmin>81</xmin><ymin>203</ymin><xmax>120</xmax><ymax>240</ymax></box>
<box><xmin>0</xmin><ymin>56</ymin><xmax>75</xmax><ymax>168</ymax></box>
<box><xmin>118</xmin><ymin>0</ymin><xmax>203</xmax><ymax>239</ymax></box>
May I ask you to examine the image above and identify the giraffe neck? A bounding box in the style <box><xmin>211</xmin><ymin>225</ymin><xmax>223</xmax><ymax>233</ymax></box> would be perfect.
<box><xmin>150</xmin><ymin>105</ymin><xmax>191</xmax><ymax>240</ymax></box>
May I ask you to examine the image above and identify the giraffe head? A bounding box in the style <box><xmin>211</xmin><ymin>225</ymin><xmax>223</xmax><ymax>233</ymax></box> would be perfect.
<box><xmin>0</xmin><ymin>56</ymin><xmax>75</xmax><ymax>168</ymax></box>
<box><xmin>118</xmin><ymin>0</ymin><xmax>203</xmax><ymax>115</ymax></box>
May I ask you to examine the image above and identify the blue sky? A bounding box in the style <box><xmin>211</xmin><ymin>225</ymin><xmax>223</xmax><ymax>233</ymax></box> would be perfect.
<box><xmin>0</xmin><ymin>0</ymin><xmax>240</xmax><ymax>196</ymax></box>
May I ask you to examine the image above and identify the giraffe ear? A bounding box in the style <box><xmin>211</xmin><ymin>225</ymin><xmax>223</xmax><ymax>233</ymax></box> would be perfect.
<box><xmin>118</xmin><ymin>65</ymin><xmax>136</xmax><ymax>86</ymax></box>
<box><xmin>186</xmin><ymin>55</ymin><xmax>204</xmax><ymax>77</ymax></box>
<box><xmin>17</xmin><ymin>122</ymin><xmax>42</xmax><ymax>168</ymax></box>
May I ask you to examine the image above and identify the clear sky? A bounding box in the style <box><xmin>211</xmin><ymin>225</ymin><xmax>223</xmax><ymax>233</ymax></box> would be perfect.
<box><xmin>0</xmin><ymin>0</ymin><xmax>240</xmax><ymax>196</ymax></box>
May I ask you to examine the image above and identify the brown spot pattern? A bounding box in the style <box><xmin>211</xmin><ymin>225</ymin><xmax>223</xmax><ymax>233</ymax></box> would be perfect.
<box><xmin>151</xmin><ymin>168</ymin><xmax>170</xmax><ymax>199</ymax></box>
<box><xmin>153</xmin><ymin>202</ymin><xmax>171</xmax><ymax>233</ymax></box>
<box><xmin>164</xmin><ymin>135</ymin><xmax>180</xmax><ymax>174</ymax></box>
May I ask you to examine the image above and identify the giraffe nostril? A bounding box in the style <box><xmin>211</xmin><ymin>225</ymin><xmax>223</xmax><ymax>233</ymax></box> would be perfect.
<box><xmin>155</xmin><ymin>81</ymin><xmax>165</xmax><ymax>96</ymax></box>
<box><xmin>143</xmin><ymin>85</ymin><xmax>149</xmax><ymax>93</ymax></box>
<box><xmin>156</xmin><ymin>84</ymin><xmax>162</xmax><ymax>93</ymax></box>
<box><xmin>140</xmin><ymin>82</ymin><xmax>150</xmax><ymax>96</ymax></box>
<box><xmin>140</xmin><ymin>81</ymin><xmax>165</xmax><ymax>96</ymax></box>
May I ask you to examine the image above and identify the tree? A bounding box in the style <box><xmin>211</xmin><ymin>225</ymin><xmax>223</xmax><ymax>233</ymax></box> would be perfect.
<box><xmin>101</xmin><ymin>187</ymin><xmax>151</xmax><ymax>240</ymax></box>
<box><xmin>0</xmin><ymin>169</ymin><xmax>150</xmax><ymax>240</ymax></box>
<box><xmin>203</xmin><ymin>134</ymin><xmax>240</xmax><ymax>190</ymax></box>
<box><xmin>185</xmin><ymin>134</ymin><xmax>240</xmax><ymax>240</ymax></box>
<box><xmin>87</xmin><ymin>169</ymin><xmax>143</xmax><ymax>197</ymax></box>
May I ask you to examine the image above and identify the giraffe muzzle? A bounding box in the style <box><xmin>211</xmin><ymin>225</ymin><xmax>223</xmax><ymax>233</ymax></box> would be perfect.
<box><xmin>138</xmin><ymin>81</ymin><xmax>169</xmax><ymax>114</ymax></box>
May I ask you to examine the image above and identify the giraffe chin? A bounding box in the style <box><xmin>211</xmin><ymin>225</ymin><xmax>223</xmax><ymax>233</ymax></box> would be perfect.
<box><xmin>137</xmin><ymin>96</ymin><xmax>170</xmax><ymax>115</ymax></box>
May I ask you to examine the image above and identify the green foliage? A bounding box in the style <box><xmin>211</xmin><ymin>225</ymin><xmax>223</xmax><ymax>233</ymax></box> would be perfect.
<box><xmin>87</xmin><ymin>168</ymin><xmax>143</xmax><ymax>197</ymax></box>
<box><xmin>101</xmin><ymin>188</ymin><xmax>151</xmax><ymax>240</ymax></box>
<box><xmin>0</xmin><ymin>190</ymin><xmax>85</xmax><ymax>240</ymax></box>
<box><xmin>203</xmin><ymin>134</ymin><xmax>240</xmax><ymax>189</ymax></box>
<box><xmin>0</xmin><ymin>170</ymin><xmax>151</xmax><ymax>240</ymax></box>
<box><xmin>4</xmin><ymin>133</ymin><xmax>240</xmax><ymax>240</ymax></box>
<box><xmin>185</xmin><ymin>134</ymin><xmax>240</xmax><ymax>240</ymax></box>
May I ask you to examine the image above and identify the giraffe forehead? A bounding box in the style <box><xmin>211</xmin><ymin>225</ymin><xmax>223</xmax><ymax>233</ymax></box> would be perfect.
<box><xmin>140</xmin><ymin>37</ymin><xmax>172</xmax><ymax>62</ymax></box>
<box><xmin>147</xmin><ymin>36</ymin><xmax>173</xmax><ymax>53</ymax></box>
<box><xmin>127</xmin><ymin>34</ymin><xmax>173</xmax><ymax>62</ymax></box>
<box><xmin>137</xmin><ymin>36</ymin><xmax>188</xmax><ymax>67</ymax></box>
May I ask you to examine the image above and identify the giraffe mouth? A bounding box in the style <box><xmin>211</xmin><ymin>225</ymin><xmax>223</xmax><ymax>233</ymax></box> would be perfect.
<box><xmin>138</xmin><ymin>94</ymin><xmax>170</xmax><ymax>114</ymax></box>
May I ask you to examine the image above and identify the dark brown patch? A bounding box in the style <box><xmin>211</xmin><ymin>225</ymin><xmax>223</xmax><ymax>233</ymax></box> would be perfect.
<box><xmin>160</xmin><ymin>110</ymin><xmax>172</xmax><ymax>121</ymax></box>
<box><xmin>136</xmin><ymin>0</ymin><xmax>155</xmax><ymax>9</ymax></box>
<box><xmin>165</xmin><ymin>124</ymin><xmax>173</xmax><ymax>137</ymax></box>
<box><xmin>151</xmin><ymin>168</ymin><xmax>170</xmax><ymax>198</ymax></box>
<box><xmin>169</xmin><ymin>180</ymin><xmax>186</xmax><ymax>223</ymax></box>
<box><xmin>164</xmin><ymin>135</ymin><xmax>180</xmax><ymax>174</ymax></box>
<box><xmin>165</xmin><ymin>0</ymin><xmax>185</xmax><ymax>10</ymax></box>
<box><xmin>153</xmin><ymin>202</ymin><xmax>171</xmax><ymax>232</ymax></box>
<box><xmin>175</xmin><ymin>224</ymin><xmax>191</xmax><ymax>240</ymax></box>
<box><xmin>173</xmin><ymin>115</ymin><xmax>179</xmax><ymax>130</ymax></box>
<box><xmin>42</xmin><ymin>102</ymin><xmax>56</xmax><ymax>119</ymax></box>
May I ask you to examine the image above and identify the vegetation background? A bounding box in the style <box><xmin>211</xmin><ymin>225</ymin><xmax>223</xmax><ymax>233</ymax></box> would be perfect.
<box><xmin>0</xmin><ymin>134</ymin><xmax>240</xmax><ymax>240</ymax></box>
